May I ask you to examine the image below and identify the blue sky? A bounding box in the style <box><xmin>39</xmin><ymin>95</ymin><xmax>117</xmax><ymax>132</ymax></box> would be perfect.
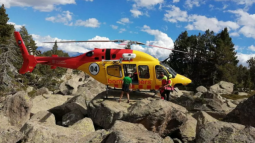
<box><xmin>3</xmin><ymin>0</ymin><xmax>255</xmax><ymax>66</ymax></box>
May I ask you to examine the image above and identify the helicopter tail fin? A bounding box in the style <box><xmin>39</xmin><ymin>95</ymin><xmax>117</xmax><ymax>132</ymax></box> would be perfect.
<box><xmin>14</xmin><ymin>31</ymin><xmax>38</xmax><ymax>74</ymax></box>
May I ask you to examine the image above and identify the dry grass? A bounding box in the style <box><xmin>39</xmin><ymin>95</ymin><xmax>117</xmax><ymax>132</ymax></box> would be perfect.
<box><xmin>221</xmin><ymin>91</ymin><xmax>255</xmax><ymax>100</ymax></box>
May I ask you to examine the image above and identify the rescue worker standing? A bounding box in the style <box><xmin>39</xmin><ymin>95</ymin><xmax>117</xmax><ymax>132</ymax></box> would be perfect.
<box><xmin>119</xmin><ymin>73</ymin><xmax>132</xmax><ymax>103</ymax></box>
<box><xmin>163</xmin><ymin>74</ymin><xmax>173</xmax><ymax>101</ymax></box>
<box><xmin>160</xmin><ymin>72</ymin><xmax>167</xmax><ymax>100</ymax></box>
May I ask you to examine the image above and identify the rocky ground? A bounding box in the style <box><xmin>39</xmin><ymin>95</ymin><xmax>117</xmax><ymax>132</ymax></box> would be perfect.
<box><xmin>0</xmin><ymin>69</ymin><xmax>254</xmax><ymax>143</ymax></box>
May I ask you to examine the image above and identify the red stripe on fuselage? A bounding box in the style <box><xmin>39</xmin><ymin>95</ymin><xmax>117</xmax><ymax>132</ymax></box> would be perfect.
<box><xmin>35</xmin><ymin>48</ymin><xmax>133</xmax><ymax>69</ymax></box>
<box><xmin>76</xmin><ymin>48</ymin><xmax>133</xmax><ymax>67</ymax></box>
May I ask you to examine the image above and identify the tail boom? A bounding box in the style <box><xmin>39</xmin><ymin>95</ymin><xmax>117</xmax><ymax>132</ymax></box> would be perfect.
<box><xmin>14</xmin><ymin>31</ymin><xmax>37</xmax><ymax>74</ymax></box>
<box><xmin>14</xmin><ymin>31</ymin><xmax>84</xmax><ymax>74</ymax></box>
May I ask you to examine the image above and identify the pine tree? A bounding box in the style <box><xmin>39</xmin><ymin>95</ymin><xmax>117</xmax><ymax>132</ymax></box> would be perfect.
<box><xmin>169</xmin><ymin>31</ymin><xmax>190</xmax><ymax>75</ymax></box>
<box><xmin>0</xmin><ymin>4</ymin><xmax>14</xmax><ymax>44</ymax></box>
<box><xmin>213</xmin><ymin>28</ymin><xmax>238</xmax><ymax>84</ymax></box>
<box><xmin>247</xmin><ymin>57</ymin><xmax>255</xmax><ymax>89</ymax></box>
<box><xmin>19</xmin><ymin>26</ymin><xmax>38</xmax><ymax>55</ymax></box>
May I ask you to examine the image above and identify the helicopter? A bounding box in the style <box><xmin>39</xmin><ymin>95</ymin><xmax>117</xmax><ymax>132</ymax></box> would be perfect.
<box><xmin>14</xmin><ymin>31</ymin><xmax>192</xmax><ymax>95</ymax></box>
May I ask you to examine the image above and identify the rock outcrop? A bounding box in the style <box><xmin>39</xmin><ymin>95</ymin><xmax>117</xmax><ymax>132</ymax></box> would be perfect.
<box><xmin>21</xmin><ymin>117</ymin><xmax>95</xmax><ymax>143</ymax></box>
<box><xmin>31</xmin><ymin>94</ymin><xmax>72</xmax><ymax>114</ymax></box>
<box><xmin>209</xmin><ymin>81</ymin><xmax>234</xmax><ymax>94</ymax></box>
<box><xmin>3</xmin><ymin>91</ymin><xmax>33</xmax><ymax>128</ymax></box>
<box><xmin>88</xmin><ymin>99</ymin><xmax>130</xmax><ymax>129</ymax></box>
<box><xmin>196</xmin><ymin>121</ymin><xmax>255</xmax><ymax>143</ymax></box>
<box><xmin>124</xmin><ymin>98</ymin><xmax>197</xmax><ymax>142</ymax></box>
<box><xmin>0</xmin><ymin>112</ymin><xmax>24</xmax><ymax>143</ymax></box>
<box><xmin>103</xmin><ymin>120</ymin><xmax>165</xmax><ymax>143</ymax></box>
<box><xmin>224</xmin><ymin>95</ymin><xmax>255</xmax><ymax>127</ymax></box>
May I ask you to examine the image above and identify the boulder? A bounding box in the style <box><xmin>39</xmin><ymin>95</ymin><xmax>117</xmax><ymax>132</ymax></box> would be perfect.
<box><xmin>180</xmin><ymin>90</ymin><xmax>194</xmax><ymax>96</ymax></box>
<box><xmin>231</xmin><ymin>98</ymin><xmax>247</xmax><ymax>105</ymax></box>
<box><xmin>49</xmin><ymin>94</ymin><xmax>89</xmax><ymax>126</ymax></box>
<box><xmin>194</xmin><ymin>92</ymin><xmax>203</xmax><ymax>98</ymax></box>
<box><xmin>238</xmin><ymin>92</ymin><xmax>248</xmax><ymax>96</ymax></box>
<box><xmin>102</xmin><ymin>120</ymin><xmax>164</xmax><ymax>143</ymax></box>
<box><xmin>31</xmin><ymin>94</ymin><xmax>72</xmax><ymax>114</ymax></box>
<box><xmin>124</xmin><ymin>98</ymin><xmax>197</xmax><ymax>142</ymax></box>
<box><xmin>77</xmin><ymin>129</ymin><xmax>111</xmax><ymax>143</ymax></box>
<box><xmin>163</xmin><ymin>136</ymin><xmax>174</xmax><ymax>143</ymax></box>
<box><xmin>26</xmin><ymin>86</ymin><xmax>34</xmax><ymax>93</ymax></box>
<box><xmin>3</xmin><ymin>91</ymin><xmax>33</xmax><ymax>128</ymax></box>
<box><xmin>88</xmin><ymin>99</ymin><xmax>130</xmax><ymax>129</ymax></box>
<box><xmin>69</xmin><ymin>118</ymin><xmax>95</xmax><ymax>136</ymax></box>
<box><xmin>226</xmin><ymin>99</ymin><xmax>236</xmax><ymax>108</ymax></box>
<box><xmin>196</xmin><ymin>86</ymin><xmax>207</xmax><ymax>93</ymax></box>
<box><xmin>224</xmin><ymin>95</ymin><xmax>255</xmax><ymax>127</ymax></box>
<box><xmin>196</xmin><ymin>121</ymin><xmax>255</xmax><ymax>143</ymax></box>
<box><xmin>20</xmin><ymin>117</ymin><xmax>95</xmax><ymax>143</ymax></box>
<box><xmin>172</xmin><ymin>93</ymin><xmax>233</xmax><ymax>118</ymax></box>
<box><xmin>59</xmin><ymin>71</ymin><xmax>103</xmax><ymax>95</ymax></box>
<box><xmin>62</xmin><ymin>110</ymin><xmax>84</xmax><ymax>126</ymax></box>
<box><xmin>30</xmin><ymin>111</ymin><xmax>55</xmax><ymax>125</ymax></box>
<box><xmin>192</xmin><ymin>111</ymin><xmax>218</xmax><ymax>131</ymax></box>
<box><xmin>171</xmin><ymin>87</ymin><xmax>183</xmax><ymax>97</ymax></box>
<box><xmin>37</xmin><ymin>87</ymin><xmax>51</xmax><ymax>95</ymax></box>
<box><xmin>209</xmin><ymin>81</ymin><xmax>234</xmax><ymax>94</ymax></box>
<box><xmin>59</xmin><ymin>81</ymin><xmax>71</xmax><ymax>95</ymax></box>
<box><xmin>0</xmin><ymin>113</ymin><xmax>24</xmax><ymax>143</ymax></box>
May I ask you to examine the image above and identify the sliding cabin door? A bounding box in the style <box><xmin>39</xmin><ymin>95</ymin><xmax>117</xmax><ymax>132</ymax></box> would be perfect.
<box><xmin>105</xmin><ymin>64</ymin><xmax>124</xmax><ymax>88</ymax></box>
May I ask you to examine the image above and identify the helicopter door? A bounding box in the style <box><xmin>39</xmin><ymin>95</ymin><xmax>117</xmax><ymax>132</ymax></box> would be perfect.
<box><xmin>106</xmin><ymin>64</ymin><xmax>123</xmax><ymax>88</ymax></box>
<box><xmin>123</xmin><ymin>64</ymin><xmax>138</xmax><ymax>84</ymax></box>
<box><xmin>154</xmin><ymin>65</ymin><xmax>169</xmax><ymax>89</ymax></box>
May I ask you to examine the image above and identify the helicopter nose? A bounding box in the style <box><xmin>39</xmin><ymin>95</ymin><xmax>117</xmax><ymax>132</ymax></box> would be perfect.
<box><xmin>173</xmin><ymin>74</ymin><xmax>192</xmax><ymax>85</ymax></box>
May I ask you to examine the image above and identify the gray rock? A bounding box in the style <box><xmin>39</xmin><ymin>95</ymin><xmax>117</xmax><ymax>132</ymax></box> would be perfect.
<box><xmin>59</xmin><ymin>81</ymin><xmax>70</xmax><ymax>95</ymax></box>
<box><xmin>171</xmin><ymin>87</ymin><xmax>183</xmax><ymax>97</ymax></box>
<box><xmin>102</xmin><ymin>120</ymin><xmax>164</xmax><ymax>143</ymax></box>
<box><xmin>124</xmin><ymin>98</ymin><xmax>197</xmax><ymax>142</ymax></box>
<box><xmin>224</xmin><ymin>95</ymin><xmax>255</xmax><ymax>127</ymax></box>
<box><xmin>219</xmin><ymin>81</ymin><xmax>234</xmax><ymax>94</ymax></box>
<box><xmin>20</xmin><ymin>118</ymin><xmax>94</xmax><ymax>143</ymax></box>
<box><xmin>0</xmin><ymin>113</ymin><xmax>24</xmax><ymax>143</ymax></box>
<box><xmin>30</xmin><ymin>111</ymin><xmax>55</xmax><ymax>125</ymax></box>
<box><xmin>196</xmin><ymin>121</ymin><xmax>255</xmax><ymax>143</ymax></box>
<box><xmin>209</xmin><ymin>81</ymin><xmax>234</xmax><ymax>94</ymax></box>
<box><xmin>37</xmin><ymin>87</ymin><xmax>51</xmax><ymax>95</ymax></box>
<box><xmin>232</xmin><ymin>98</ymin><xmax>247</xmax><ymax>105</ymax></box>
<box><xmin>77</xmin><ymin>129</ymin><xmax>111</xmax><ymax>143</ymax></box>
<box><xmin>69</xmin><ymin>117</ymin><xmax>95</xmax><ymax>136</ymax></box>
<box><xmin>26</xmin><ymin>86</ymin><xmax>34</xmax><ymax>93</ymax></box>
<box><xmin>62</xmin><ymin>110</ymin><xmax>84</xmax><ymax>126</ymax></box>
<box><xmin>181</xmin><ymin>90</ymin><xmax>194</xmax><ymax>96</ymax></box>
<box><xmin>88</xmin><ymin>99</ymin><xmax>130</xmax><ymax>129</ymax></box>
<box><xmin>49</xmin><ymin>94</ymin><xmax>88</xmax><ymax>126</ymax></box>
<box><xmin>238</xmin><ymin>92</ymin><xmax>248</xmax><ymax>96</ymax></box>
<box><xmin>196</xmin><ymin>86</ymin><xmax>207</xmax><ymax>93</ymax></box>
<box><xmin>194</xmin><ymin>92</ymin><xmax>203</xmax><ymax>98</ymax></box>
<box><xmin>173</xmin><ymin>138</ymin><xmax>182</xmax><ymax>143</ymax></box>
<box><xmin>31</xmin><ymin>94</ymin><xmax>72</xmax><ymax>114</ymax></box>
<box><xmin>226</xmin><ymin>99</ymin><xmax>236</xmax><ymax>108</ymax></box>
<box><xmin>164</xmin><ymin>136</ymin><xmax>174</xmax><ymax>143</ymax></box>
<box><xmin>3</xmin><ymin>91</ymin><xmax>33</xmax><ymax>128</ymax></box>
<box><xmin>192</xmin><ymin>111</ymin><xmax>218</xmax><ymax>131</ymax></box>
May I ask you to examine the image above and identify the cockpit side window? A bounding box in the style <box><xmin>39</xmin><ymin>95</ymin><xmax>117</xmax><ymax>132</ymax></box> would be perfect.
<box><xmin>86</xmin><ymin>51</ymin><xmax>94</xmax><ymax>57</ymax></box>
<box><xmin>160</xmin><ymin>62</ymin><xmax>177</xmax><ymax>78</ymax></box>
<box><xmin>155</xmin><ymin>65</ymin><xmax>168</xmax><ymax>79</ymax></box>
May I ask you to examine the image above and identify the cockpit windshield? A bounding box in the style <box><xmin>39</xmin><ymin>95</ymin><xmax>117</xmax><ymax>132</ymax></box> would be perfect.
<box><xmin>160</xmin><ymin>62</ymin><xmax>177</xmax><ymax>77</ymax></box>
